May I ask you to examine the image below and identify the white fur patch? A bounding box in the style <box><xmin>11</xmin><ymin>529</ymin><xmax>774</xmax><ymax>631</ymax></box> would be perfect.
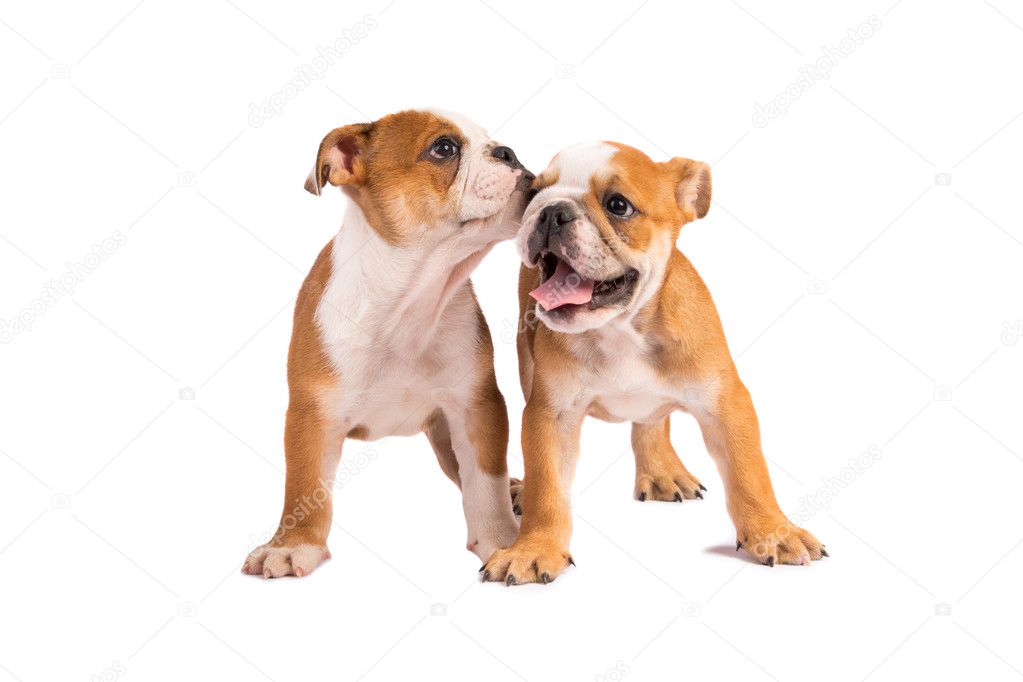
<box><xmin>244</xmin><ymin>543</ymin><xmax>330</xmax><ymax>578</ymax></box>
<box><xmin>546</xmin><ymin>141</ymin><xmax>617</xmax><ymax>193</ymax></box>
<box><xmin>543</xmin><ymin>319</ymin><xmax>722</xmax><ymax>425</ymax></box>
<box><xmin>315</xmin><ymin>211</ymin><xmax>484</xmax><ymax>438</ymax></box>
<box><xmin>443</xmin><ymin>405</ymin><xmax>518</xmax><ymax>561</ymax></box>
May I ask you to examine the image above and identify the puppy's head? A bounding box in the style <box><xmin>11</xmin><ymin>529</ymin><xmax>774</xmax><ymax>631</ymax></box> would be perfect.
<box><xmin>305</xmin><ymin>109</ymin><xmax>533</xmax><ymax>246</ymax></box>
<box><xmin>516</xmin><ymin>142</ymin><xmax>711</xmax><ymax>333</ymax></box>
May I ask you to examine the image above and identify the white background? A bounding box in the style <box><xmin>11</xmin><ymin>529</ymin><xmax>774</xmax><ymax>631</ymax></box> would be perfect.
<box><xmin>2</xmin><ymin>1</ymin><xmax>1022</xmax><ymax>680</ymax></box>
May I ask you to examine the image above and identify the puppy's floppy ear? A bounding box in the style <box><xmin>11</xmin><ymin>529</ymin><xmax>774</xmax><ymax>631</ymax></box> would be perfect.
<box><xmin>304</xmin><ymin>122</ymin><xmax>372</xmax><ymax>196</ymax></box>
<box><xmin>667</xmin><ymin>158</ymin><xmax>712</xmax><ymax>220</ymax></box>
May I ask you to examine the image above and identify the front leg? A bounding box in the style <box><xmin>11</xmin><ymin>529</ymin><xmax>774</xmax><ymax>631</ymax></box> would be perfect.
<box><xmin>696</xmin><ymin>372</ymin><xmax>826</xmax><ymax>566</ymax></box>
<box><xmin>482</xmin><ymin>397</ymin><xmax>582</xmax><ymax>585</ymax></box>
<box><xmin>243</xmin><ymin>399</ymin><xmax>343</xmax><ymax>578</ymax></box>
<box><xmin>443</xmin><ymin>381</ymin><xmax>519</xmax><ymax>563</ymax></box>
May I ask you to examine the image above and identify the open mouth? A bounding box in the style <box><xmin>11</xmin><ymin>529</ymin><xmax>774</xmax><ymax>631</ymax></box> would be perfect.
<box><xmin>529</xmin><ymin>250</ymin><xmax>638</xmax><ymax>312</ymax></box>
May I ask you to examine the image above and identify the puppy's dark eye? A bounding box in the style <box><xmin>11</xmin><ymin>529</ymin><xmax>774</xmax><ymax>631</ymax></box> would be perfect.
<box><xmin>429</xmin><ymin>136</ymin><xmax>459</xmax><ymax>160</ymax></box>
<box><xmin>605</xmin><ymin>194</ymin><xmax>635</xmax><ymax>217</ymax></box>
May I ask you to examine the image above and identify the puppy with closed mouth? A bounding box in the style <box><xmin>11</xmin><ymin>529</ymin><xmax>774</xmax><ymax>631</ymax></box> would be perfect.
<box><xmin>244</xmin><ymin>109</ymin><xmax>533</xmax><ymax>579</ymax></box>
<box><xmin>482</xmin><ymin>141</ymin><xmax>825</xmax><ymax>585</ymax></box>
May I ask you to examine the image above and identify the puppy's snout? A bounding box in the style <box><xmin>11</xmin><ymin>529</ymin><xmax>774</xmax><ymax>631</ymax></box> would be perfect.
<box><xmin>537</xmin><ymin>202</ymin><xmax>576</xmax><ymax>237</ymax></box>
<box><xmin>527</xmin><ymin>201</ymin><xmax>577</xmax><ymax>263</ymax></box>
<box><xmin>493</xmin><ymin>145</ymin><xmax>535</xmax><ymax>187</ymax></box>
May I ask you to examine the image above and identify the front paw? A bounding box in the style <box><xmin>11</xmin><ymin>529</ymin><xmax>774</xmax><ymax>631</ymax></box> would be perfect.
<box><xmin>242</xmin><ymin>543</ymin><xmax>331</xmax><ymax>578</ymax></box>
<box><xmin>481</xmin><ymin>538</ymin><xmax>573</xmax><ymax>586</ymax></box>
<box><xmin>737</xmin><ymin>517</ymin><xmax>826</xmax><ymax>566</ymax></box>
<box><xmin>634</xmin><ymin>472</ymin><xmax>705</xmax><ymax>502</ymax></box>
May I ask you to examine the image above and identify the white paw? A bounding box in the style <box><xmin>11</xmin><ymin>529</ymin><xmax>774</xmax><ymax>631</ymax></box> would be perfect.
<box><xmin>469</xmin><ymin>518</ymin><xmax>520</xmax><ymax>562</ymax></box>
<box><xmin>242</xmin><ymin>543</ymin><xmax>330</xmax><ymax>578</ymax></box>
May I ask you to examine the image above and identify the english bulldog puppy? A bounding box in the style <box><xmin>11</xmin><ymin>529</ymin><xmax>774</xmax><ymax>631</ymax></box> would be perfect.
<box><xmin>245</xmin><ymin>110</ymin><xmax>532</xmax><ymax>578</ymax></box>
<box><xmin>482</xmin><ymin>142</ymin><xmax>826</xmax><ymax>585</ymax></box>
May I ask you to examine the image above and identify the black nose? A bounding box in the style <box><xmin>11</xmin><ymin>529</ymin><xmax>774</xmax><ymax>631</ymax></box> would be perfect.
<box><xmin>491</xmin><ymin>145</ymin><xmax>520</xmax><ymax>167</ymax></box>
<box><xmin>527</xmin><ymin>201</ymin><xmax>576</xmax><ymax>263</ymax></box>
<box><xmin>537</xmin><ymin>202</ymin><xmax>576</xmax><ymax>243</ymax></box>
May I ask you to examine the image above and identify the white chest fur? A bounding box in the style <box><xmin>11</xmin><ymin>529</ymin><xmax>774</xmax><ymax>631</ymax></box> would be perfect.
<box><xmin>573</xmin><ymin>322</ymin><xmax>719</xmax><ymax>423</ymax></box>
<box><xmin>314</xmin><ymin>206</ymin><xmax>485</xmax><ymax>439</ymax></box>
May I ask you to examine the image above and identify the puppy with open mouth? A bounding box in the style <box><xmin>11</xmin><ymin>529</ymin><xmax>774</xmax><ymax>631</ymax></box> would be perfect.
<box><xmin>482</xmin><ymin>141</ymin><xmax>825</xmax><ymax>585</ymax></box>
<box><xmin>244</xmin><ymin>109</ymin><xmax>533</xmax><ymax>579</ymax></box>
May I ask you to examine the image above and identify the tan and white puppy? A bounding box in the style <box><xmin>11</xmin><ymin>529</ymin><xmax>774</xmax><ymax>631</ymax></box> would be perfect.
<box><xmin>482</xmin><ymin>141</ymin><xmax>826</xmax><ymax>585</ymax></box>
<box><xmin>244</xmin><ymin>109</ymin><xmax>533</xmax><ymax>579</ymax></box>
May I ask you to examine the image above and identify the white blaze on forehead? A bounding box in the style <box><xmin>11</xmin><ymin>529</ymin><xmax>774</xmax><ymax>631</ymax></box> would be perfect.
<box><xmin>546</xmin><ymin>142</ymin><xmax>617</xmax><ymax>193</ymax></box>
<box><xmin>420</xmin><ymin>107</ymin><xmax>490</xmax><ymax>147</ymax></box>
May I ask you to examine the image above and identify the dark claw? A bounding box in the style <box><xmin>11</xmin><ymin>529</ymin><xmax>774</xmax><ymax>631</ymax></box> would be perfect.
<box><xmin>540</xmin><ymin>572</ymin><xmax>551</xmax><ymax>584</ymax></box>
<box><xmin>567</xmin><ymin>556</ymin><xmax>575</xmax><ymax>567</ymax></box>
<box><xmin>766</xmin><ymin>556</ymin><xmax>775</xmax><ymax>567</ymax></box>
<box><xmin>736</xmin><ymin>540</ymin><xmax>743</xmax><ymax>551</ymax></box>
<box><xmin>821</xmin><ymin>547</ymin><xmax>829</xmax><ymax>558</ymax></box>
<box><xmin>698</xmin><ymin>483</ymin><xmax>707</xmax><ymax>492</ymax></box>
<box><xmin>513</xmin><ymin>505</ymin><xmax>522</xmax><ymax>515</ymax></box>
<box><xmin>506</xmin><ymin>574</ymin><xmax>517</xmax><ymax>586</ymax></box>
<box><xmin>639</xmin><ymin>492</ymin><xmax>647</xmax><ymax>502</ymax></box>
<box><xmin>674</xmin><ymin>492</ymin><xmax>683</xmax><ymax>502</ymax></box>
<box><xmin>480</xmin><ymin>570</ymin><xmax>490</xmax><ymax>582</ymax></box>
<box><xmin>694</xmin><ymin>490</ymin><xmax>704</xmax><ymax>500</ymax></box>
<box><xmin>479</xmin><ymin>564</ymin><xmax>486</xmax><ymax>573</ymax></box>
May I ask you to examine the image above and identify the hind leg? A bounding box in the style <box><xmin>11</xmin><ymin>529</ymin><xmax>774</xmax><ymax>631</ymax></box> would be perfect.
<box><xmin>632</xmin><ymin>418</ymin><xmax>705</xmax><ymax>502</ymax></box>
<box><xmin>437</xmin><ymin>378</ymin><xmax>519</xmax><ymax>562</ymax></box>
<box><xmin>509</xmin><ymin>477</ymin><xmax>523</xmax><ymax>516</ymax></box>
<box><xmin>425</xmin><ymin>409</ymin><xmax>460</xmax><ymax>487</ymax></box>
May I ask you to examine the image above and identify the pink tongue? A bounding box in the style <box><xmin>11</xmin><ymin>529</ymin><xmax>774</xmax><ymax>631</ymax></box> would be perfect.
<box><xmin>529</xmin><ymin>259</ymin><xmax>595</xmax><ymax>311</ymax></box>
